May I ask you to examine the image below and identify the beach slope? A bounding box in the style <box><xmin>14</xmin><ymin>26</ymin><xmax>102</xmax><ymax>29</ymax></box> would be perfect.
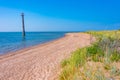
<box><xmin>0</xmin><ymin>33</ymin><xmax>94</xmax><ymax>80</ymax></box>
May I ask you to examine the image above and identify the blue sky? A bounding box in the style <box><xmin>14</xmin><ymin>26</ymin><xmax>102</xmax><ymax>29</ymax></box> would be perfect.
<box><xmin>0</xmin><ymin>0</ymin><xmax>120</xmax><ymax>32</ymax></box>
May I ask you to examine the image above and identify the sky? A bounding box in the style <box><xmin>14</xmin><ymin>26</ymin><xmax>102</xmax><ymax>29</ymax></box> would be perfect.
<box><xmin>0</xmin><ymin>0</ymin><xmax>120</xmax><ymax>32</ymax></box>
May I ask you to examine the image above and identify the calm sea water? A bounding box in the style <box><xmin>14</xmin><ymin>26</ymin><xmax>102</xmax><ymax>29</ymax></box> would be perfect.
<box><xmin>0</xmin><ymin>32</ymin><xmax>66</xmax><ymax>54</ymax></box>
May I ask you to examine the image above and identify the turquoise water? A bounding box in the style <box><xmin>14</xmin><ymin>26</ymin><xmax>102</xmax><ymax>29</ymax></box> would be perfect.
<box><xmin>0</xmin><ymin>32</ymin><xmax>66</xmax><ymax>54</ymax></box>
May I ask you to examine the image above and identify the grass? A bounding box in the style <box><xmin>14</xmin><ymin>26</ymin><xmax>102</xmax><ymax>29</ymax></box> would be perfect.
<box><xmin>59</xmin><ymin>30</ymin><xmax>120</xmax><ymax>80</ymax></box>
<box><xmin>60</xmin><ymin>48</ymin><xmax>87</xmax><ymax>80</ymax></box>
<box><xmin>110</xmin><ymin>52</ymin><xmax>120</xmax><ymax>62</ymax></box>
<box><xmin>87</xmin><ymin>30</ymin><xmax>120</xmax><ymax>39</ymax></box>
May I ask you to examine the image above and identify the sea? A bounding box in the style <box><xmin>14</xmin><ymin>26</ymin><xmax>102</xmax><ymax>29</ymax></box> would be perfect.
<box><xmin>0</xmin><ymin>32</ymin><xmax>66</xmax><ymax>55</ymax></box>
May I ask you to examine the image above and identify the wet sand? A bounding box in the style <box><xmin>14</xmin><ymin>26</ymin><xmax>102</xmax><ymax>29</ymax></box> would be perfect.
<box><xmin>0</xmin><ymin>33</ymin><xmax>95</xmax><ymax>80</ymax></box>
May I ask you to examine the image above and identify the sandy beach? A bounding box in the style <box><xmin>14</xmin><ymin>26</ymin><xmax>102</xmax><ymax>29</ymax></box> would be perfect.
<box><xmin>0</xmin><ymin>33</ymin><xmax>95</xmax><ymax>80</ymax></box>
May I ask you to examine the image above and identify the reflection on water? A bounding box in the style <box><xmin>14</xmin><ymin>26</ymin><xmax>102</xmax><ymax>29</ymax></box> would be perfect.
<box><xmin>22</xmin><ymin>37</ymin><xmax>26</xmax><ymax>48</ymax></box>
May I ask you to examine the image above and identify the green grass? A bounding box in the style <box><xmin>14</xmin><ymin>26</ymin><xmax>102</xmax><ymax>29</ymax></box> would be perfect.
<box><xmin>87</xmin><ymin>30</ymin><xmax>120</xmax><ymax>40</ymax></box>
<box><xmin>86</xmin><ymin>43</ymin><xmax>104</xmax><ymax>62</ymax></box>
<box><xmin>110</xmin><ymin>52</ymin><xmax>120</xmax><ymax>62</ymax></box>
<box><xmin>60</xmin><ymin>48</ymin><xmax>87</xmax><ymax>80</ymax></box>
<box><xmin>59</xmin><ymin>30</ymin><xmax>120</xmax><ymax>80</ymax></box>
<box><xmin>61</xmin><ymin>59</ymin><xmax>69</xmax><ymax>68</ymax></box>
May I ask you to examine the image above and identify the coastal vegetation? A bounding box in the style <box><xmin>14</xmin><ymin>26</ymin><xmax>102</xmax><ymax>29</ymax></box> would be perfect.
<box><xmin>59</xmin><ymin>30</ymin><xmax>120</xmax><ymax>80</ymax></box>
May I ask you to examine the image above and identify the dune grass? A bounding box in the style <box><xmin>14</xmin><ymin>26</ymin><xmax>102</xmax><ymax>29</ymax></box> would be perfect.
<box><xmin>59</xmin><ymin>30</ymin><xmax>120</xmax><ymax>80</ymax></box>
<box><xmin>60</xmin><ymin>48</ymin><xmax>87</xmax><ymax>80</ymax></box>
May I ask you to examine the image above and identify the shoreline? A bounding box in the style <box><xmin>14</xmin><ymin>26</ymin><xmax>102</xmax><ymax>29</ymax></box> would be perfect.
<box><xmin>0</xmin><ymin>33</ymin><xmax>68</xmax><ymax>59</ymax></box>
<box><xmin>0</xmin><ymin>32</ymin><xmax>81</xmax><ymax>60</ymax></box>
<box><xmin>0</xmin><ymin>33</ymin><xmax>95</xmax><ymax>80</ymax></box>
<box><xmin>0</xmin><ymin>32</ymin><xmax>66</xmax><ymax>56</ymax></box>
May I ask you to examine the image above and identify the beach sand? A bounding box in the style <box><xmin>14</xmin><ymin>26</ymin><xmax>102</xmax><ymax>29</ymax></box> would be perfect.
<box><xmin>0</xmin><ymin>33</ymin><xmax>95</xmax><ymax>80</ymax></box>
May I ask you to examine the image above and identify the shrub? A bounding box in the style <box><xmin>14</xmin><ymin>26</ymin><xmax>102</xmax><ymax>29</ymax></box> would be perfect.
<box><xmin>87</xmin><ymin>43</ymin><xmax>104</xmax><ymax>62</ymax></box>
